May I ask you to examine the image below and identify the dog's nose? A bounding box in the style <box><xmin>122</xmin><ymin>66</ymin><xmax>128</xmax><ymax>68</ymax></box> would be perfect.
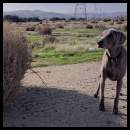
<box><xmin>97</xmin><ymin>40</ymin><xmax>103</xmax><ymax>45</ymax></box>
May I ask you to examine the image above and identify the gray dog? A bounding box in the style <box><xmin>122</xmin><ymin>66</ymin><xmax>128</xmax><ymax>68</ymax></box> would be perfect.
<box><xmin>94</xmin><ymin>28</ymin><xmax>127</xmax><ymax>114</ymax></box>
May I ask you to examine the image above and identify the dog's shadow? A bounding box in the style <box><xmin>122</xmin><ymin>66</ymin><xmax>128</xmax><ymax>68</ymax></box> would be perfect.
<box><xmin>3</xmin><ymin>86</ymin><xmax>127</xmax><ymax>127</ymax></box>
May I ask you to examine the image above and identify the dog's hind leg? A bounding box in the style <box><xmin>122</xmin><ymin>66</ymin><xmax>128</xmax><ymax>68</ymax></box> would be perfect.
<box><xmin>113</xmin><ymin>79</ymin><xmax>123</xmax><ymax>114</ymax></box>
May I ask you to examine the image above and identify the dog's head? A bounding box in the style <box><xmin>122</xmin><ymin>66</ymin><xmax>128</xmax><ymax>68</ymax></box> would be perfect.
<box><xmin>97</xmin><ymin>28</ymin><xmax>126</xmax><ymax>49</ymax></box>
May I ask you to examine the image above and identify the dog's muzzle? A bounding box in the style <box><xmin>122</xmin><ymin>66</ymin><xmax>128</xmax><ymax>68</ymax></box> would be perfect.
<box><xmin>97</xmin><ymin>40</ymin><xmax>104</xmax><ymax>48</ymax></box>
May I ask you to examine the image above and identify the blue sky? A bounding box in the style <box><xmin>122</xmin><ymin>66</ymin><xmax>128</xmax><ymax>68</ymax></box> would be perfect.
<box><xmin>3</xmin><ymin>3</ymin><xmax>127</xmax><ymax>14</ymax></box>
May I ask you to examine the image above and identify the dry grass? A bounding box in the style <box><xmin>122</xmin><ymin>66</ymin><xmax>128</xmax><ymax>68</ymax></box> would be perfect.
<box><xmin>3</xmin><ymin>22</ymin><xmax>31</xmax><ymax>105</ymax></box>
<box><xmin>109</xmin><ymin>21</ymin><xmax>114</xmax><ymax>25</ymax></box>
<box><xmin>122</xmin><ymin>24</ymin><xmax>127</xmax><ymax>31</ymax></box>
<box><xmin>117</xmin><ymin>24</ymin><xmax>127</xmax><ymax>32</ymax></box>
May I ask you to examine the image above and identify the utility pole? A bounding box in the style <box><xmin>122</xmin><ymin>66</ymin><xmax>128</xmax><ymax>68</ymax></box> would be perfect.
<box><xmin>74</xmin><ymin>3</ymin><xmax>87</xmax><ymax>21</ymax></box>
<box><xmin>94</xmin><ymin>3</ymin><xmax>97</xmax><ymax>21</ymax></box>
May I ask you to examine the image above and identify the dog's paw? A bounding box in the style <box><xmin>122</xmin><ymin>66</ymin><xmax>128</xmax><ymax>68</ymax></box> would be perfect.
<box><xmin>99</xmin><ymin>102</ymin><xmax>105</xmax><ymax>111</ymax></box>
<box><xmin>94</xmin><ymin>93</ymin><xmax>98</xmax><ymax>98</ymax></box>
<box><xmin>99</xmin><ymin>106</ymin><xmax>105</xmax><ymax>111</ymax></box>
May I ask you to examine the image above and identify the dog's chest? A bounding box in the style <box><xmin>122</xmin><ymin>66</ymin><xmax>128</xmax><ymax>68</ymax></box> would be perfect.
<box><xmin>106</xmin><ymin>58</ymin><xmax>121</xmax><ymax>80</ymax></box>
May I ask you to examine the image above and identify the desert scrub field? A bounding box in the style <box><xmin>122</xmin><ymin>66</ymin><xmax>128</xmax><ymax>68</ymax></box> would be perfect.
<box><xmin>11</xmin><ymin>20</ymin><xmax>127</xmax><ymax>68</ymax></box>
<box><xmin>27</xmin><ymin>27</ymin><xmax>103</xmax><ymax>67</ymax></box>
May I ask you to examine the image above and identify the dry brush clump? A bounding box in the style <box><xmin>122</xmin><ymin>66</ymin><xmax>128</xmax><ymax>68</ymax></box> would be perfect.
<box><xmin>35</xmin><ymin>24</ymin><xmax>42</xmax><ymax>32</ymax></box>
<box><xmin>35</xmin><ymin>25</ymin><xmax>52</xmax><ymax>35</ymax></box>
<box><xmin>26</xmin><ymin>26</ymin><xmax>35</xmax><ymax>31</ymax></box>
<box><xmin>30</xmin><ymin>42</ymin><xmax>42</xmax><ymax>49</ymax></box>
<box><xmin>103</xmin><ymin>18</ymin><xmax>111</xmax><ymax>22</ymax></box>
<box><xmin>42</xmin><ymin>36</ymin><xmax>58</xmax><ymax>46</ymax></box>
<box><xmin>94</xmin><ymin>24</ymin><xmax>107</xmax><ymax>30</ymax></box>
<box><xmin>3</xmin><ymin>22</ymin><xmax>31</xmax><ymax>105</ymax></box>
<box><xmin>86</xmin><ymin>24</ymin><xmax>93</xmax><ymax>29</ymax></box>
<box><xmin>55</xmin><ymin>23</ymin><xmax>64</xmax><ymax>29</ymax></box>
<box><xmin>91</xmin><ymin>20</ymin><xmax>98</xmax><ymax>24</ymax></box>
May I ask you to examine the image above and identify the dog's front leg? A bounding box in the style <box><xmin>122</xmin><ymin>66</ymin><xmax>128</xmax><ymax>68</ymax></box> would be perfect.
<box><xmin>99</xmin><ymin>76</ymin><xmax>106</xmax><ymax>111</ymax></box>
<box><xmin>113</xmin><ymin>79</ymin><xmax>123</xmax><ymax>114</ymax></box>
<box><xmin>94</xmin><ymin>81</ymin><xmax>100</xmax><ymax>98</ymax></box>
<box><xmin>94</xmin><ymin>75</ymin><xmax>101</xmax><ymax>98</ymax></box>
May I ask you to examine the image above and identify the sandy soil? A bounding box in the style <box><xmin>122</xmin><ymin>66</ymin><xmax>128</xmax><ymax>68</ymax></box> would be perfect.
<box><xmin>3</xmin><ymin>61</ymin><xmax>127</xmax><ymax>127</ymax></box>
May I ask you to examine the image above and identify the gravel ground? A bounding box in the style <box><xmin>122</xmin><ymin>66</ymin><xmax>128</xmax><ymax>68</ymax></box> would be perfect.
<box><xmin>3</xmin><ymin>61</ymin><xmax>127</xmax><ymax>127</ymax></box>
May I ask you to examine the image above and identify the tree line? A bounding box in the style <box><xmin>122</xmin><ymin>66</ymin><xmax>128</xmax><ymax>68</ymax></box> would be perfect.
<box><xmin>3</xmin><ymin>15</ymin><xmax>41</xmax><ymax>22</ymax></box>
<box><xmin>3</xmin><ymin>15</ymin><xmax>89</xmax><ymax>22</ymax></box>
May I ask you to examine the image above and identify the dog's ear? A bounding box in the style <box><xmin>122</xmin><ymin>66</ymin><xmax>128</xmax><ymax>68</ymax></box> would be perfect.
<box><xmin>118</xmin><ymin>31</ymin><xmax>126</xmax><ymax>45</ymax></box>
<box><xmin>112</xmin><ymin>30</ymin><xmax>126</xmax><ymax>46</ymax></box>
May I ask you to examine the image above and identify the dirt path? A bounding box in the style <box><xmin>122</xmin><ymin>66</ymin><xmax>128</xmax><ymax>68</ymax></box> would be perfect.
<box><xmin>3</xmin><ymin>61</ymin><xmax>127</xmax><ymax>127</ymax></box>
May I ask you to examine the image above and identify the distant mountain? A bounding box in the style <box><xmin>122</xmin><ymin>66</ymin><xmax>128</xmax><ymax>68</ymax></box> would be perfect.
<box><xmin>3</xmin><ymin>10</ymin><xmax>127</xmax><ymax>19</ymax></box>
<box><xmin>3</xmin><ymin>10</ymin><xmax>72</xmax><ymax>19</ymax></box>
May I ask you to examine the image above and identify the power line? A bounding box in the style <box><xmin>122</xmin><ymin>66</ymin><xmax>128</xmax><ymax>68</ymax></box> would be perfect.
<box><xmin>74</xmin><ymin>3</ymin><xmax>87</xmax><ymax>20</ymax></box>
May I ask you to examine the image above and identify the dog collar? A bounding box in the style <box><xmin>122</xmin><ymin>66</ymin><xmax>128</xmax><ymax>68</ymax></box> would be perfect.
<box><xmin>106</xmin><ymin>47</ymin><xmax>122</xmax><ymax>63</ymax></box>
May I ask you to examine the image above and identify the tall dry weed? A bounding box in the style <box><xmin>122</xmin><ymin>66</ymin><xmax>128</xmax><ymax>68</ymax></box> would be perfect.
<box><xmin>3</xmin><ymin>22</ymin><xmax>31</xmax><ymax>105</ymax></box>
